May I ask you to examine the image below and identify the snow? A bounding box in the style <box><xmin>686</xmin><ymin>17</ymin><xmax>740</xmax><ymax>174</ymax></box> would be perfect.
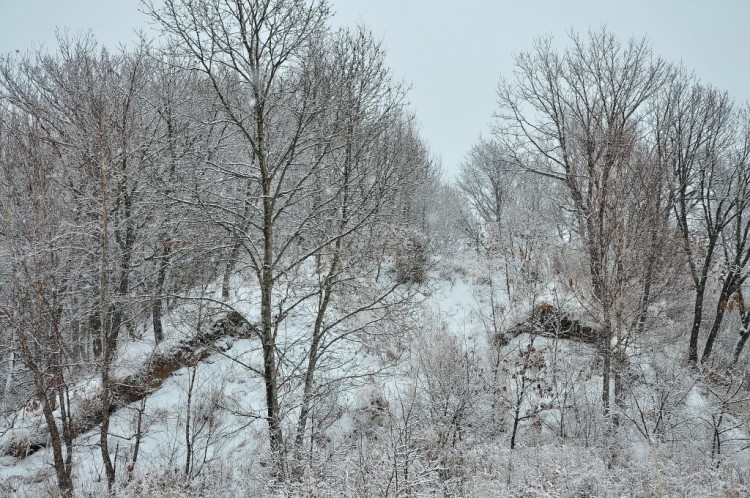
<box><xmin>2</xmin><ymin>255</ymin><xmax>750</xmax><ymax>496</ymax></box>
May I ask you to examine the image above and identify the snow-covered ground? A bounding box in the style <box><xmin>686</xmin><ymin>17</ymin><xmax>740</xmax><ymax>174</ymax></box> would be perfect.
<box><xmin>2</xmin><ymin>255</ymin><xmax>749</xmax><ymax>496</ymax></box>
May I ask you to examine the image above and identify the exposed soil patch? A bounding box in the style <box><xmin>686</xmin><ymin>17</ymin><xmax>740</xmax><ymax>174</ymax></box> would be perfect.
<box><xmin>500</xmin><ymin>303</ymin><xmax>600</xmax><ymax>347</ymax></box>
<box><xmin>3</xmin><ymin>311</ymin><xmax>253</xmax><ymax>459</ymax></box>
<box><xmin>114</xmin><ymin>311</ymin><xmax>251</xmax><ymax>404</ymax></box>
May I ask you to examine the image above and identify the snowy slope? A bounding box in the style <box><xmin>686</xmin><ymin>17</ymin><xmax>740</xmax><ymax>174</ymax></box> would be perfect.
<box><xmin>2</xmin><ymin>255</ymin><xmax>749</xmax><ymax>497</ymax></box>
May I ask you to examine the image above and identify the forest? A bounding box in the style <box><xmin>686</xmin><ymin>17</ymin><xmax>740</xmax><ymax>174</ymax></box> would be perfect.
<box><xmin>1</xmin><ymin>1</ymin><xmax>750</xmax><ymax>496</ymax></box>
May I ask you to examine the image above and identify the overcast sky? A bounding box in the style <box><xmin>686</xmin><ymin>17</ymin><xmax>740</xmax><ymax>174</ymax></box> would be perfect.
<box><xmin>1</xmin><ymin>0</ymin><xmax>749</xmax><ymax>179</ymax></box>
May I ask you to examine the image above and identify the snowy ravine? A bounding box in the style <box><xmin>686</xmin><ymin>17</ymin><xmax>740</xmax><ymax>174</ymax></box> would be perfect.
<box><xmin>1</xmin><ymin>255</ymin><xmax>749</xmax><ymax>497</ymax></box>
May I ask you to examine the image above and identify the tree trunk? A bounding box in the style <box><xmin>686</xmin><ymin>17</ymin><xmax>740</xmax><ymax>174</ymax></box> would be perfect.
<box><xmin>262</xmin><ymin>334</ymin><xmax>284</xmax><ymax>477</ymax></box>
<box><xmin>688</xmin><ymin>281</ymin><xmax>708</xmax><ymax>366</ymax></box>
<box><xmin>613</xmin><ymin>344</ymin><xmax>627</xmax><ymax>427</ymax></box>
<box><xmin>732</xmin><ymin>291</ymin><xmax>750</xmax><ymax>366</ymax></box>
<box><xmin>701</xmin><ymin>275</ymin><xmax>738</xmax><ymax>364</ymax></box>
<box><xmin>601</xmin><ymin>327</ymin><xmax>612</xmax><ymax>420</ymax></box>
<box><xmin>112</xmin><ymin>183</ymin><xmax>135</xmax><ymax>353</ymax></box>
<box><xmin>684</xmin><ymin>227</ymin><xmax>719</xmax><ymax>366</ymax></box>
<box><xmin>99</xmin><ymin>152</ymin><xmax>116</xmax><ymax>493</ymax></box>
<box><xmin>733</xmin><ymin>324</ymin><xmax>750</xmax><ymax>366</ymax></box>
<box><xmin>152</xmin><ymin>243</ymin><xmax>172</xmax><ymax>344</ymax></box>
<box><xmin>184</xmin><ymin>366</ymin><xmax>196</xmax><ymax>477</ymax></box>
<box><xmin>294</xmin><ymin>137</ymin><xmax>351</xmax><ymax>456</ymax></box>
<box><xmin>259</xmin><ymin>108</ymin><xmax>285</xmax><ymax>476</ymax></box>
<box><xmin>40</xmin><ymin>388</ymin><xmax>74</xmax><ymax>497</ymax></box>
<box><xmin>20</xmin><ymin>300</ymin><xmax>75</xmax><ymax>498</ymax></box>
<box><xmin>222</xmin><ymin>240</ymin><xmax>241</xmax><ymax>300</ymax></box>
<box><xmin>294</xmin><ymin>280</ymin><xmax>334</xmax><ymax>452</ymax></box>
<box><xmin>2</xmin><ymin>332</ymin><xmax>16</xmax><ymax>412</ymax></box>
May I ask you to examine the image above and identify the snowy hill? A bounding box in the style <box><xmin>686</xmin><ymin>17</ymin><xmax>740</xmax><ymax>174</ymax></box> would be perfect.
<box><xmin>2</xmin><ymin>254</ymin><xmax>749</xmax><ymax>497</ymax></box>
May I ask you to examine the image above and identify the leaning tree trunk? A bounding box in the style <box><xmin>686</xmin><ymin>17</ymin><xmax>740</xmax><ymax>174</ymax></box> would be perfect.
<box><xmin>702</xmin><ymin>274</ymin><xmax>741</xmax><ymax>364</ymax></box>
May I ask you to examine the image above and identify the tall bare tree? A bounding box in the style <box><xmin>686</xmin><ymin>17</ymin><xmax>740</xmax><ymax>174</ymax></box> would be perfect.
<box><xmin>0</xmin><ymin>36</ymin><xmax>174</xmax><ymax>491</ymax></box>
<box><xmin>494</xmin><ymin>29</ymin><xmax>673</xmax><ymax>418</ymax></box>
<box><xmin>145</xmin><ymin>0</ymin><xmax>332</xmax><ymax>475</ymax></box>
<box><xmin>657</xmin><ymin>75</ymin><xmax>741</xmax><ymax>366</ymax></box>
<box><xmin>290</xmin><ymin>26</ymin><xmax>418</xmax><ymax>453</ymax></box>
<box><xmin>0</xmin><ymin>95</ymin><xmax>76</xmax><ymax>498</ymax></box>
<box><xmin>699</xmin><ymin>106</ymin><xmax>750</xmax><ymax>364</ymax></box>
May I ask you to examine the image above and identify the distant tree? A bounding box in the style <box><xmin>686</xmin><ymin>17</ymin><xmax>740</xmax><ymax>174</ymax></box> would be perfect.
<box><xmin>457</xmin><ymin>137</ymin><xmax>512</xmax><ymax>230</ymax></box>
<box><xmin>457</xmin><ymin>136</ymin><xmax>559</xmax><ymax>303</ymax></box>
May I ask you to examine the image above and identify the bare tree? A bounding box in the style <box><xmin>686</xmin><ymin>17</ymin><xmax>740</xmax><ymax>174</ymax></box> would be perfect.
<box><xmin>699</xmin><ymin>106</ymin><xmax>750</xmax><ymax>364</ymax></box>
<box><xmin>0</xmin><ymin>36</ymin><xmax>180</xmax><ymax>492</ymax></box>
<box><xmin>656</xmin><ymin>74</ymin><xmax>743</xmax><ymax>366</ymax></box>
<box><xmin>144</xmin><ymin>1</ymin><xmax>333</xmax><ymax>474</ymax></box>
<box><xmin>494</xmin><ymin>29</ymin><xmax>673</xmax><ymax>418</ymax></box>
<box><xmin>458</xmin><ymin>137</ymin><xmax>511</xmax><ymax>230</ymax></box>
<box><xmin>0</xmin><ymin>98</ymin><xmax>76</xmax><ymax>498</ymax></box>
<box><xmin>290</xmin><ymin>26</ymin><xmax>421</xmax><ymax>456</ymax></box>
<box><xmin>145</xmin><ymin>0</ymin><xmax>433</xmax><ymax>479</ymax></box>
<box><xmin>457</xmin><ymin>136</ymin><xmax>560</xmax><ymax>303</ymax></box>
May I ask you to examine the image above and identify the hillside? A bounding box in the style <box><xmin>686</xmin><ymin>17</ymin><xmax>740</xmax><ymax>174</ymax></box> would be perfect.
<box><xmin>1</xmin><ymin>253</ymin><xmax>749</xmax><ymax>497</ymax></box>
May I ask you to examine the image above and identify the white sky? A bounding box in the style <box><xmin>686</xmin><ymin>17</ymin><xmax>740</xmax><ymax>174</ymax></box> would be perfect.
<box><xmin>1</xmin><ymin>0</ymin><xmax>749</xmax><ymax>180</ymax></box>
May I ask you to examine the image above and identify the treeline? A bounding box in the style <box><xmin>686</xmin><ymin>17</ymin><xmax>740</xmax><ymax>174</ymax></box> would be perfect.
<box><xmin>459</xmin><ymin>29</ymin><xmax>750</xmax><ymax>418</ymax></box>
<box><xmin>0</xmin><ymin>0</ymin><xmax>440</xmax><ymax>494</ymax></box>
